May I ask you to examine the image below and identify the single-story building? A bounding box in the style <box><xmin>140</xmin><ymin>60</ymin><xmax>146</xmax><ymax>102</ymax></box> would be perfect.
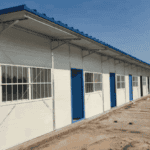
<box><xmin>0</xmin><ymin>4</ymin><xmax>150</xmax><ymax>150</ymax></box>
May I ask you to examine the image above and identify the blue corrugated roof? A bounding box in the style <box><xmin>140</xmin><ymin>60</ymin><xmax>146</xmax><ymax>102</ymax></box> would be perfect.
<box><xmin>0</xmin><ymin>4</ymin><xmax>150</xmax><ymax>66</ymax></box>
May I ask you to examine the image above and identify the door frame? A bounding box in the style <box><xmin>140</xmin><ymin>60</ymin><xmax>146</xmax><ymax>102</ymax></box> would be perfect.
<box><xmin>129</xmin><ymin>74</ymin><xmax>133</xmax><ymax>101</ymax></box>
<box><xmin>71</xmin><ymin>68</ymin><xmax>85</xmax><ymax>123</ymax></box>
<box><xmin>140</xmin><ymin>76</ymin><xmax>143</xmax><ymax>97</ymax></box>
<box><xmin>110</xmin><ymin>72</ymin><xmax>117</xmax><ymax>108</ymax></box>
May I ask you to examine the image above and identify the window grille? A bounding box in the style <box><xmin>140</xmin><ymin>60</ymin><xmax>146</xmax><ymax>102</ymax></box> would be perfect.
<box><xmin>117</xmin><ymin>75</ymin><xmax>125</xmax><ymax>89</ymax></box>
<box><xmin>2</xmin><ymin>65</ymin><xmax>29</xmax><ymax>102</ymax></box>
<box><xmin>133</xmin><ymin>76</ymin><xmax>138</xmax><ymax>87</ymax></box>
<box><xmin>142</xmin><ymin>77</ymin><xmax>146</xmax><ymax>85</ymax></box>
<box><xmin>30</xmin><ymin>67</ymin><xmax>51</xmax><ymax>99</ymax></box>
<box><xmin>85</xmin><ymin>72</ymin><xmax>102</xmax><ymax>93</ymax></box>
<box><xmin>1</xmin><ymin>65</ymin><xmax>51</xmax><ymax>103</ymax></box>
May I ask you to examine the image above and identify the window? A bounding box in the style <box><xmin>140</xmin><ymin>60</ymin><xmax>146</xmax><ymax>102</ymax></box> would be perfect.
<box><xmin>1</xmin><ymin>65</ymin><xmax>52</xmax><ymax>103</ymax></box>
<box><xmin>30</xmin><ymin>67</ymin><xmax>51</xmax><ymax>99</ymax></box>
<box><xmin>85</xmin><ymin>72</ymin><xmax>102</xmax><ymax>93</ymax></box>
<box><xmin>133</xmin><ymin>76</ymin><xmax>138</xmax><ymax>87</ymax></box>
<box><xmin>142</xmin><ymin>77</ymin><xmax>146</xmax><ymax>85</ymax></box>
<box><xmin>2</xmin><ymin>65</ymin><xmax>29</xmax><ymax>102</ymax></box>
<box><xmin>117</xmin><ymin>75</ymin><xmax>125</xmax><ymax>89</ymax></box>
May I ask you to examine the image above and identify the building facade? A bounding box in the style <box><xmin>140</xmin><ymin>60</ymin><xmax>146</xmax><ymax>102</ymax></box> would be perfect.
<box><xmin>0</xmin><ymin>5</ymin><xmax>150</xmax><ymax>150</ymax></box>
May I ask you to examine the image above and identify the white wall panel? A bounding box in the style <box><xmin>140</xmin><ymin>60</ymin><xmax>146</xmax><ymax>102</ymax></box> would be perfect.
<box><xmin>83</xmin><ymin>52</ymin><xmax>102</xmax><ymax>73</ymax></box>
<box><xmin>116</xmin><ymin>89</ymin><xmax>126</xmax><ymax>106</ymax></box>
<box><xmin>85</xmin><ymin>92</ymin><xmax>103</xmax><ymax>119</ymax></box>
<box><xmin>70</xmin><ymin>46</ymin><xmax>82</xmax><ymax>69</ymax></box>
<box><xmin>53</xmin><ymin>44</ymin><xmax>70</xmax><ymax>70</ymax></box>
<box><xmin>102</xmin><ymin>58</ymin><xmax>110</xmax><ymax>111</ymax></box>
<box><xmin>137</xmin><ymin>76</ymin><xmax>141</xmax><ymax>98</ymax></box>
<box><xmin>0</xmin><ymin>28</ymin><xmax>51</xmax><ymax>68</ymax></box>
<box><xmin>109</xmin><ymin>58</ymin><xmax>115</xmax><ymax>73</ymax></box>
<box><xmin>125</xmin><ymin>75</ymin><xmax>129</xmax><ymax>103</ymax></box>
<box><xmin>54</xmin><ymin>69</ymin><xmax>71</xmax><ymax>129</ymax></box>
<box><xmin>133</xmin><ymin>87</ymin><xmax>139</xmax><ymax>100</ymax></box>
<box><xmin>143</xmin><ymin>85</ymin><xmax>147</xmax><ymax>96</ymax></box>
<box><xmin>115</xmin><ymin>62</ymin><xmax>124</xmax><ymax>75</ymax></box>
<box><xmin>0</xmin><ymin>99</ymin><xmax>53</xmax><ymax>150</ymax></box>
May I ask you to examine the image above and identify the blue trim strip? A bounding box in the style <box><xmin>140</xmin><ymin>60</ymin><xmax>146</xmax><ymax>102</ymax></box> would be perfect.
<box><xmin>0</xmin><ymin>4</ymin><xmax>150</xmax><ymax>67</ymax></box>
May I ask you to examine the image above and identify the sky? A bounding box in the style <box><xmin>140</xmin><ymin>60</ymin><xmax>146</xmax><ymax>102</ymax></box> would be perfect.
<box><xmin>0</xmin><ymin>0</ymin><xmax>150</xmax><ymax>64</ymax></box>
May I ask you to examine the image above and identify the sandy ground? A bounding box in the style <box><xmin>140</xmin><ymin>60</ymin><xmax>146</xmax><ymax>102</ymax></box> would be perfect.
<box><xmin>15</xmin><ymin>97</ymin><xmax>150</xmax><ymax>150</ymax></box>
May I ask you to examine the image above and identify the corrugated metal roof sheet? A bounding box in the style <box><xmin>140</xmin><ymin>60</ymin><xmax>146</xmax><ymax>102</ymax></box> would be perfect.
<box><xmin>0</xmin><ymin>4</ymin><xmax>149</xmax><ymax>66</ymax></box>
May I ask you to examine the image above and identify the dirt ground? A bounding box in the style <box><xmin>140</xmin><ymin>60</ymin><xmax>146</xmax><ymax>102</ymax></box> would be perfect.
<box><xmin>18</xmin><ymin>97</ymin><xmax>150</xmax><ymax>150</ymax></box>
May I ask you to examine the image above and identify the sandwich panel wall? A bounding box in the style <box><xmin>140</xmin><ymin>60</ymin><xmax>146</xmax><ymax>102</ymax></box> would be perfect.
<box><xmin>102</xmin><ymin>56</ymin><xmax>110</xmax><ymax>111</ymax></box>
<box><xmin>124</xmin><ymin>64</ymin><xmax>129</xmax><ymax>103</ymax></box>
<box><xmin>0</xmin><ymin>27</ymin><xmax>52</xmax><ymax>68</ymax></box>
<box><xmin>54</xmin><ymin>69</ymin><xmax>71</xmax><ymax>129</ymax></box>
<box><xmin>53</xmin><ymin>44</ymin><xmax>71</xmax><ymax>129</ymax></box>
<box><xmin>83</xmin><ymin>53</ymin><xmax>103</xmax><ymax>118</ymax></box>
<box><xmin>116</xmin><ymin>63</ymin><xmax>126</xmax><ymax>106</ymax></box>
<box><xmin>0</xmin><ymin>99</ymin><xmax>53</xmax><ymax>150</ymax></box>
<box><xmin>0</xmin><ymin>28</ymin><xmax>53</xmax><ymax>150</ymax></box>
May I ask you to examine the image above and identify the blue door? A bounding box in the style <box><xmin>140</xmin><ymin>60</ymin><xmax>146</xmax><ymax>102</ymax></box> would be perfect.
<box><xmin>71</xmin><ymin>68</ymin><xmax>84</xmax><ymax>123</ymax></box>
<box><xmin>129</xmin><ymin>75</ymin><xmax>133</xmax><ymax>101</ymax></box>
<box><xmin>110</xmin><ymin>73</ymin><xmax>116</xmax><ymax>107</ymax></box>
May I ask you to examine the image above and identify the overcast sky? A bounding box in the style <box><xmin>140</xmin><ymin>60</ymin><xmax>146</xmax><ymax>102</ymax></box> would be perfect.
<box><xmin>0</xmin><ymin>0</ymin><xmax>150</xmax><ymax>64</ymax></box>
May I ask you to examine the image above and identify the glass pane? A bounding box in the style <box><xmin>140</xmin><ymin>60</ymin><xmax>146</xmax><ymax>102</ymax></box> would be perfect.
<box><xmin>85</xmin><ymin>73</ymin><xmax>93</xmax><ymax>82</ymax></box>
<box><xmin>85</xmin><ymin>83</ymin><xmax>93</xmax><ymax>93</ymax></box>
<box><xmin>32</xmin><ymin>68</ymin><xmax>37</xmax><ymax>83</ymax></box>
<box><xmin>13</xmin><ymin>85</ymin><xmax>17</xmax><ymax>100</ymax></box>
<box><xmin>31</xmin><ymin>84</ymin><xmax>33</xmax><ymax>99</ymax></box>
<box><xmin>117</xmin><ymin>83</ymin><xmax>120</xmax><ymax>89</ymax></box>
<box><xmin>7</xmin><ymin>85</ymin><xmax>12</xmax><ymax>101</ymax></box>
<box><xmin>122</xmin><ymin>82</ymin><xmax>125</xmax><ymax>88</ymax></box>
<box><xmin>47</xmin><ymin>84</ymin><xmax>51</xmax><ymax>97</ymax></box>
<box><xmin>2</xmin><ymin>65</ymin><xmax>6</xmax><ymax>83</ymax></box>
<box><xmin>37</xmin><ymin>68</ymin><xmax>40</xmax><ymax>83</ymax></box>
<box><xmin>2</xmin><ymin>85</ymin><xmax>6</xmax><ymax>102</ymax></box>
<box><xmin>45</xmin><ymin>69</ymin><xmax>47</xmax><ymax>82</ymax></box>
<box><xmin>133</xmin><ymin>77</ymin><xmax>135</xmax><ymax>81</ymax></box>
<box><xmin>41</xmin><ymin>84</ymin><xmax>44</xmax><ymax>98</ymax></box>
<box><xmin>32</xmin><ymin>84</ymin><xmax>36</xmax><ymax>99</ymax></box>
<box><xmin>30</xmin><ymin>68</ymin><xmax>33</xmax><ymax>83</ymax></box>
<box><xmin>18</xmin><ymin>85</ymin><xmax>22</xmax><ymax>100</ymax></box>
<box><xmin>95</xmin><ymin>83</ymin><xmax>101</xmax><ymax>91</ymax></box>
<box><xmin>41</xmin><ymin>69</ymin><xmax>45</xmax><ymax>82</ymax></box>
<box><xmin>134</xmin><ymin>82</ymin><xmax>136</xmax><ymax>86</ymax></box>
<box><xmin>37</xmin><ymin>84</ymin><xmax>40</xmax><ymax>99</ymax></box>
<box><xmin>23</xmin><ymin>84</ymin><xmax>28</xmax><ymax>99</ymax></box>
<box><xmin>136</xmin><ymin>82</ymin><xmax>138</xmax><ymax>86</ymax></box>
<box><xmin>117</xmin><ymin>76</ymin><xmax>120</xmax><ymax>82</ymax></box>
<box><xmin>121</xmin><ymin>76</ymin><xmax>124</xmax><ymax>81</ymax></box>
<box><xmin>94</xmin><ymin>74</ymin><xmax>100</xmax><ymax>83</ymax></box>
<box><xmin>13</xmin><ymin>66</ymin><xmax>17</xmax><ymax>83</ymax></box>
<box><xmin>100</xmin><ymin>83</ymin><xmax>102</xmax><ymax>91</ymax></box>
<box><xmin>100</xmin><ymin>74</ymin><xmax>102</xmax><ymax>82</ymax></box>
<box><xmin>23</xmin><ymin>67</ymin><xmax>28</xmax><ymax>83</ymax></box>
<box><xmin>136</xmin><ymin>77</ymin><xmax>138</xmax><ymax>81</ymax></box>
<box><xmin>48</xmin><ymin>69</ymin><xmax>51</xmax><ymax>82</ymax></box>
<box><xmin>7</xmin><ymin>66</ymin><xmax>11</xmax><ymax>83</ymax></box>
<box><xmin>45</xmin><ymin>84</ymin><xmax>48</xmax><ymax>98</ymax></box>
<box><xmin>18</xmin><ymin>67</ymin><xmax>22</xmax><ymax>83</ymax></box>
